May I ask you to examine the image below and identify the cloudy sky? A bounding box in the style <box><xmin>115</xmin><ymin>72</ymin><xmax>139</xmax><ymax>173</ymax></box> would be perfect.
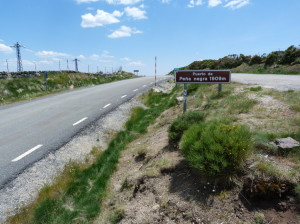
<box><xmin>0</xmin><ymin>0</ymin><xmax>299</xmax><ymax>75</ymax></box>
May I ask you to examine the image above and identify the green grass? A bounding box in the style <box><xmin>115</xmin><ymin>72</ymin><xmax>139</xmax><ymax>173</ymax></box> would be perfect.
<box><xmin>9</xmin><ymin>87</ymin><xmax>177</xmax><ymax>224</ymax></box>
<box><xmin>0</xmin><ymin>71</ymin><xmax>135</xmax><ymax>106</ymax></box>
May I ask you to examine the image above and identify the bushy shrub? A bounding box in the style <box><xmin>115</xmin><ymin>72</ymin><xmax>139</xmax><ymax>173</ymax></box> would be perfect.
<box><xmin>179</xmin><ymin>120</ymin><xmax>252</xmax><ymax>180</ymax></box>
<box><xmin>168</xmin><ymin>111</ymin><xmax>205</xmax><ymax>146</ymax></box>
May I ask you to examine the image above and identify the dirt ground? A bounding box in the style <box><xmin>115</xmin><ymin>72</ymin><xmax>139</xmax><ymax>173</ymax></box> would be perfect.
<box><xmin>94</xmin><ymin>86</ymin><xmax>300</xmax><ymax>224</ymax></box>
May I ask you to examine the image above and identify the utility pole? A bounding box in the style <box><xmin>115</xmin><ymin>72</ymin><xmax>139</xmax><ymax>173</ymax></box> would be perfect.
<box><xmin>11</xmin><ymin>42</ymin><xmax>24</xmax><ymax>72</ymax></box>
<box><xmin>88</xmin><ymin>64</ymin><xmax>90</xmax><ymax>73</ymax></box>
<box><xmin>155</xmin><ymin>56</ymin><xmax>157</xmax><ymax>86</ymax></box>
<box><xmin>73</xmin><ymin>58</ymin><xmax>79</xmax><ymax>72</ymax></box>
<box><xmin>34</xmin><ymin>62</ymin><xmax>37</xmax><ymax>72</ymax></box>
<box><xmin>67</xmin><ymin>59</ymin><xmax>69</xmax><ymax>70</ymax></box>
<box><xmin>6</xmin><ymin>59</ymin><xmax>9</xmax><ymax>72</ymax></box>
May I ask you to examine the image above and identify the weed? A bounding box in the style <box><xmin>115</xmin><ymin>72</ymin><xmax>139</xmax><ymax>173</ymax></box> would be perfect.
<box><xmin>253</xmin><ymin>212</ymin><xmax>266</xmax><ymax>224</ymax></box>
<box><xmin>226</xmin><ymin>94</ymin><xmax>257</xmax><ymax>114</ymax></box>
<box><xmin>109</xmin><ymin>208</ymin><xmax>125</xmax><ymax>224</ymax></box>
<box><xmin>250</xmin><ymin>86</ymin><xmax>262</xmax><ymax>92</ymax></box>
<box><xmin>295</xmin><ymin>184</ymin><xmax>300</xmax><ymax>201</ymax></box>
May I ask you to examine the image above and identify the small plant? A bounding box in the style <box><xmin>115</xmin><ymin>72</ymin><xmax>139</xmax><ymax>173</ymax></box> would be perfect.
<box><xmin>180</xmin><ymin>120</ymin><xmax>252</xmax><ymax>182</ymax></box>
<box><xmin>168</xmin><ymin>111</ymin><xmax>205</xmax><ymax>146</ymax></box>
<box><xmin>294</xmin><ymin>184</ymin><xmax>300</xmax><ymax>201</ymax></box>
<box><xmin>253</xmin><ymin>212</ymin><xmax>266</xmax><ymax>224</ymax></box>
<box><xmin>250</xmin><ymin>86</ymin><xmax>262</xmax><ymax>92</ymax></box>
<box><xmin>110</xmin><ymin>208</ymin><xmax>125</xmax><ymax>224</ymax></box>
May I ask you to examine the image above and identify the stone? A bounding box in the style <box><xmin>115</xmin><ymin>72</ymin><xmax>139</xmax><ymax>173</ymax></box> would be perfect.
<box><xmin>152</xmin><ymin>87</ymin><xmax>163</xmax><ymax>93</ymax></box>
<box><xmin>274</xmin><ymin>137</ymin><xmax>300</xmax><ymax>149</ymax></box>
<box><xmin>276</xmin><ymin>202</ymin><xmax>288</xmax><ymax>211</ymax></box>
<box><xmin>176</xmin><ymin>96</ymin><xmax>184</xmax><ymax>103</ymax></box>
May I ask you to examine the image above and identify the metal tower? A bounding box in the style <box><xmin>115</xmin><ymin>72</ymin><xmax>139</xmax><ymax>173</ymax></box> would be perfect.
<box><xmin>11</xmin><ymin>42</ymin><xmax>24</xmax><ymax>72</ymax></box>
<box><xmin>73</xmin><ymin>58</ymin><xmax>80</xmax><ymax>72</ymax></box>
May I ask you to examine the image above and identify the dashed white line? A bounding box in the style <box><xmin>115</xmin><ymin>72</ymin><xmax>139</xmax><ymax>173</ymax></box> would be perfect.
<box><xmin>12</xmin><ymin>144</ymin><xmax>43</xmax><ymax>162</ymax></box>
<box><xmin>133</xmin><ymin>89</ymin><xmax>138</xmax><ymax>92</ymax></box>
<box><xmin>103</xmin><ymin>103</ymin><xmax>111</xmax><ymax>109</ymax></box>
<box><xmin>73</xmin><ymin>117</ymin><xmax>88</xmax><ymax>126</ymax></box>
<box><xmin>121</xmin><ymin>95</ymin><xmax>127</xmax><ymax>98</ymax></box>
<box><xmin>150</xmin><ymin>82</ymin><xmax>154</xmax><ymax>84</ymax></box>
<box><xmin>143</xmin><ymin>85</ymin><xmax>147</xmax><ymax>87</ymax></box>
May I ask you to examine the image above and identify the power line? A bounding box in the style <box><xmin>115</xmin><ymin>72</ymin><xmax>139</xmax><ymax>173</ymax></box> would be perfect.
<box><xmin>73</xmin><ymin>58</ymin><xmax>80</xmax><ymax>72</ymax></box>
<box><xmin>10</xmin><ymin>42</ymin><xmax>25</xmax><ymax>72</ymax></box>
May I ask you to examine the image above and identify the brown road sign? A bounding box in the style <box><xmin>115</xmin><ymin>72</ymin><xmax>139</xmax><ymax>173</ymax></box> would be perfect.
<box><xmin>176</xmin><ymin>70</ymin><xmax>231</xmax><ymax>84</ymax></box>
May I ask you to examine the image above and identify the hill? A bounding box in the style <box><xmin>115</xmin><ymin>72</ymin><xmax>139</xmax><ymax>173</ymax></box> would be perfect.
<box><xmin>181</xmin><ymin>45</ymin><xmax>300</xmax><ymax>75</ymax></box>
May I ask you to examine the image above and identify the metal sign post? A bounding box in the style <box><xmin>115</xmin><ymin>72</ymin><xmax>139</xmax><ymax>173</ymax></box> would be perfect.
<box><xmin>183</xmin><ymin>84</ymin><xmax>187</xmax><ymax>112</ymax></box>
<box><xmin>175</xmin><ymin>70</ymin><xmax>231</xmax><ymax>113</ymax></box>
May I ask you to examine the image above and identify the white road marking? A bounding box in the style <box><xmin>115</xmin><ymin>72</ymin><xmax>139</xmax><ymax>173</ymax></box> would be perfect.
<box><xmin>12</xmin><ymin>144</ymin><xmax>43</xmax><ymax>162</ymax></box>
<box><xmin>143</xmin><ymin>85</ymin><xmax>147</xmax><ymax>87</ymax></box>
<box><xmin>150</xmin><ymin>82</ymin><xmax>154</xmax><ymax>84</ymax></box>
<box><xmin>103</xmin><ymin>103</ymin><xmax>111</xmax><ymax>109</ymax></box>
<box><xmin>73</xmin><ymin>117</ymin><xmax>88</xmax><ymax>126</ymax></box>
<box><xmin>121</xmin><ymin>95</ymin><xmax>127</xmax><ymax>98</ymax></box>
<box><xmin>133</xmin><ymin>89</ymin><xmax>138</xmax><ymax>92</ymax></box>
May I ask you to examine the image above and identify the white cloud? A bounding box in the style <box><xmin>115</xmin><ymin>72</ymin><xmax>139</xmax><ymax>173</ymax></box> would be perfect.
<box><xmin>161</xmin><ymin>0</ymin><xmax>171</xmax><ymax>3</ymax></box>
<box><xmin>208</xmin><ymin>0</ymin><xmax>222</xmax><ymax>7</ymax></box>
<box><xmin>0</xmin><ymin>39</ymin><xmax>4</xmax><ymax>42</ymax></box>
<box><xmin>121</xmin><ymin>57</ymin><xmax>131</xmax><ymax>61</ymax></box>
<box><xmin>86</xmin><ymin>7</ymin><xmax>94</xmax><ymax>10</ymax></box>
<box><xmin>0</xmin><ymin>43</ymin><xmax>13</xmax><ymax>54</ymax></box>
<box><xmin>78</xmin><ymin>54</ymin><xmax>86</xmax><ymax>59</ymax></box>
<box><xmin>188</xmin><ymin>0</ymin><xmax>203</xmax><ymax>8</ymax></box>
<box><xmin>81</xmin><ymin>10</ymin><xmax>122</xmax><ymax>28</ymax></box>
<box><xmin>105</xmin><ymin>0</ymin><xmax>143</xmax><ymax>5</ymax></box>
<box><xmin>76</xmin><ymin>0</ymin><xmax>99</xmax><ymax>3</ymax></box>
<box><xmin>108</xmin><ymin>26</ymin><xmax>142</xmax><ymax>38</ymax></box>
<box><xmin>128</xmin><ymin>61</ymin><xmax>144</xmax><ymax>66</ymax></box>
<box><xmin>90</xmin><ymin>54</ymin><xmax>100</xmax><ymax>60</ymax></box>
<box><xmin>101</xmin><ymin>50</ymin><xmax>114</xmax><ymax>58</ymax></box>
<box><xmin>224</xmin><ymin>0</ymin><xmax>249</xmax><ymax>9</ymax></box>
<box><xmin>36</xmin><ymin>50</ymin><xmax>69</xmax><ymax>58</ymax></box>
<box><xmin>124</xmin><ymin>7</ymin><xmax>147</xmax><ymax>20</ymax></box>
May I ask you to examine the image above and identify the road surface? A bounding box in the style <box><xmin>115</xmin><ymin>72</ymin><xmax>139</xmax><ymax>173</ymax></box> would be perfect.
<box><xmin>0</xmin><ymin>76</ymin><xmax>168</xmax><ymax>188</ymax></box>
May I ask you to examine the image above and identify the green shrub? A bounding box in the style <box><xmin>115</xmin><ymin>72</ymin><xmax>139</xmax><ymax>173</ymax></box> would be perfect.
<box><xmin>168</xmin><ymin>111</ymin><xmax>205</xmax><ymax>146</ymax></box>
<box><xmin>179</xmin><ymin>120</ymin><xmax>252</xmax><ymax>181</ymax></box>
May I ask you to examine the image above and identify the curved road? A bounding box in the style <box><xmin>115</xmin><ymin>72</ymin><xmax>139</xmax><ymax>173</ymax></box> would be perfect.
<box><xmin>0</xmin><ymin>76</ymin><xmax>168</xmax><ymax>188</ymax></box>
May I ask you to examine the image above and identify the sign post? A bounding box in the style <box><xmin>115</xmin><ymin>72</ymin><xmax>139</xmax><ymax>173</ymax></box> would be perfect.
<box><xmin>175</xmin><ymin>70</ymin><xmax>231</xmax><ymax>112</ymax></box>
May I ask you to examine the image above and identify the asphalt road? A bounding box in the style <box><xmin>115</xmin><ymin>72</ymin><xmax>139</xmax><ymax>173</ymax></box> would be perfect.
<box><xmin>0</xmin><ymin>76</ymin><xmax>168</xmax><ymax>188</ymax></box>
<box><xmin>232</xmin><ymin>73</ymin><xmax>300</xmax><ymax>90</ymax></box>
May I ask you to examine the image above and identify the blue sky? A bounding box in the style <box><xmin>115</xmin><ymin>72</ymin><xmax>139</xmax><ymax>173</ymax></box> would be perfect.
<box><xmin>0</xmin><ymin>0</ymin><xmax>300</xmax><ymax>75</ymax></box>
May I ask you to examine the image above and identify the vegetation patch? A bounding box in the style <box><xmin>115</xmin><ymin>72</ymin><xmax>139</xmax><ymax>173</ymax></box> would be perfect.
<box><xmin>0</xmin><ymin>71</ymin><xmax>135</xmax><ymax>106</ymax></box>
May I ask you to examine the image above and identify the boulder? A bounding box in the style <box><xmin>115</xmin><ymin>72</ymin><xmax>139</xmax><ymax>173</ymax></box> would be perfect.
<box><xmin>273</xmin><ymin>137</ymin><xmax>300</xmax><ymax>149</ymax></box>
